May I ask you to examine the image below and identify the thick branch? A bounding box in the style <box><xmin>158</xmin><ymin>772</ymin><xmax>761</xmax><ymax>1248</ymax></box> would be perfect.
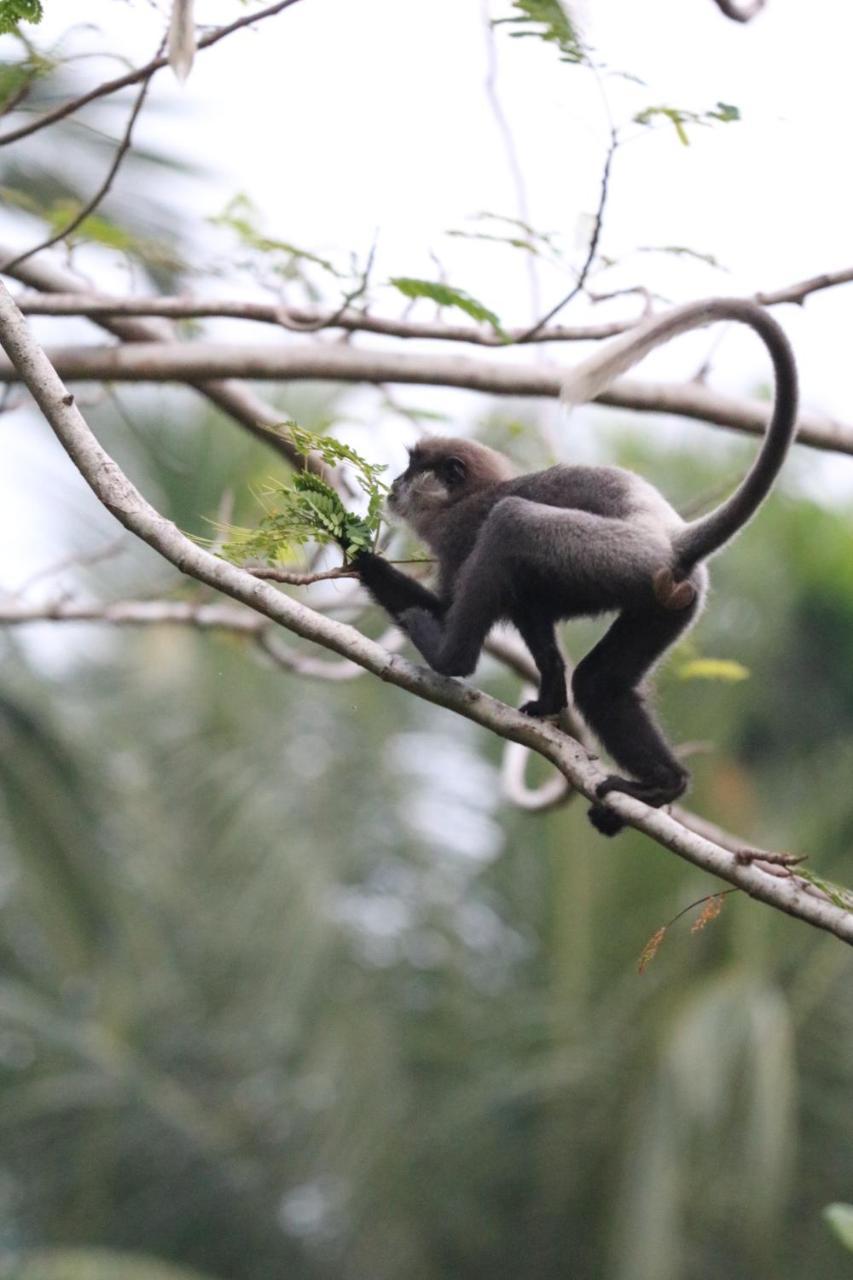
<box><xmin>0</xmin><ymin>338</ymin><xmax>847</xmax><ymax>454</ymax></box>
<box><xmin>0</xmin><ymin>281</ymin><xmax>850</xmax><ymax>945</ymax></box>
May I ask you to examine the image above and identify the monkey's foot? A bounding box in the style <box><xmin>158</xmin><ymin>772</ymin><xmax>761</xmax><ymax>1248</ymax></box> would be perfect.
<box><xmin>588</xmin><ymin>770</ymin><xmax>688</xmax><ymax>838</ymax></box>
<box><xmin>519</xmin><ymin>698</ymin><xmax>565</xmax><ymax>720</ymax></box>
<box><xmin>587</xmin><ymin>802</ymin><xmax>628</xmax><ymax>837</ymax></box>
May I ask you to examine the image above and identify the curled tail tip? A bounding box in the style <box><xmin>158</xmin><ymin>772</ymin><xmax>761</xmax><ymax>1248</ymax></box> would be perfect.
<box><xmin>560</xmin><ymin>368</ymin><xmax>607</xmax><ymax>410</ymax></box>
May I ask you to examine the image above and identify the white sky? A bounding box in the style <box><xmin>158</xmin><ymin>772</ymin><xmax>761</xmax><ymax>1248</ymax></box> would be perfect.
<box><xmin>3</xmin><ymin>0</ymin><xmax>853</xmax><ymax>597</ymax></box>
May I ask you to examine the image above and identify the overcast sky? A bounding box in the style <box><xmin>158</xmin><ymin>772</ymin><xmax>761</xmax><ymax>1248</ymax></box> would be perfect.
<box><xmin>3</xmin><ymin>0</ymin><xmax>853</xmax><ymax>599</ymax></box>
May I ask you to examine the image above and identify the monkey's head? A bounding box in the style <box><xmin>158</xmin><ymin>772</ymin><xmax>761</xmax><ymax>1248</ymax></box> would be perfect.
<box><xmin>387</xmin><ymin>437</ymin><xmax>515</xmax><ymax>541</ymax></box>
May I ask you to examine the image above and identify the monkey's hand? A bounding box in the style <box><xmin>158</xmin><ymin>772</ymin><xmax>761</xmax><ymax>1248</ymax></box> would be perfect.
<box><xmin>352</xmin><ymin>553</ymin><xmax>445</xmax><ymax>621</ymax></box>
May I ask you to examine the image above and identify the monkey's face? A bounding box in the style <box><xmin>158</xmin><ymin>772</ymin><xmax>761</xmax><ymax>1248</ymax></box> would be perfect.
<box><xmin>387</xmin><ymin>450</ymin><xmax>468</xmax><ymax>536</ymax></box>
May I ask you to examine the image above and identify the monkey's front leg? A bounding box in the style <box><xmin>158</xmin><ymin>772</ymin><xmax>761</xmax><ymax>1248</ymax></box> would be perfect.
<box><xmin>399</xmin><ymin>608</ymin><xmax>476</xmax><ymax>676</ymax></box>
<box><xmin>354</xmin><ymin>552</ymin><xmax>444</xmax><ymax>620</ymax></box>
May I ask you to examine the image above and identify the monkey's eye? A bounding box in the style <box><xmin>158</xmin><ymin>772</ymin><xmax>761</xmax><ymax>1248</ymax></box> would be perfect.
<box><xmin>441</xmin><ymin>457</ymin><xmax>467</xmax><ymax>487</ymax></box>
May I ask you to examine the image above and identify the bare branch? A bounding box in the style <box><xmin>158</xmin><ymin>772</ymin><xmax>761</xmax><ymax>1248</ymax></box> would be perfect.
<box><xmin>1</xmin><ymin>336</ymin><xmax>848</xmax><ymax>454</ymax></box>
<box><xmin>249</xmin><ymin>565</ymin><xmax>357</xmax><ymax>585</ymax></box>
<box><xmin>1</xmin><ymin>281</ymin><xmax>850</xmax><ymax>944</ymax></box>
<box><xmin>11</xmin><ymin>291</ymin><xmax>634</xmax><ymax>345</ymax></box>
<box><xmin>0</xmin><ymin>0</ymin><xmax>307</xmax><ymax>149</ymax></box>
<box><xmin>0</xmin><ymin>594</ymin><xmax>401</xmax><ymax>681</ymax></box>
<box><xmin>13</xmin><ymin>262</ymin><xmax>853</xmax><ymax>342</ymax></box>
<box><xmin>755</xmin><ymin>267</ymin><xmax>853</xmax><ymax>307</ymax></box>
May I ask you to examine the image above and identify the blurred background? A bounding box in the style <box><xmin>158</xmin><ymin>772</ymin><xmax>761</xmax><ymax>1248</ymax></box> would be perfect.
<box><xmin>0</xmin><ymin>2</ymin><xmax>852</xmax><ymax>1278</ymax></box>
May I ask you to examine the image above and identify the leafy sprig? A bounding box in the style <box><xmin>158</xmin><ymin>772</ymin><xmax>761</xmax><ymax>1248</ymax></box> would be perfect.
<box><xmin>494</xmin><ymin>0</ymin><xmax>587</xmax><ymax>64</ymax></box>
<box><xmin>0</xmin><ymin>0</ymin><xmax>43</xmax><ymax>35</ymax></box>
<box><xmin>219</xmin><ymin>423</ymin><xmax>387</xmax><ymax>566</ymax></box>
<box><xmin>634</xmin><ymin>101</ymin><xmax>740</xmax><ymax>146</ymax></box>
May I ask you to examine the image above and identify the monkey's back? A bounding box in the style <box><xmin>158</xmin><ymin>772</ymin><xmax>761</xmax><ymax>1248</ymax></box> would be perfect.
<box><xmin>508</xmin><ymin>464</ymin><xmax>681</xmax><ymax>527</ymax></box>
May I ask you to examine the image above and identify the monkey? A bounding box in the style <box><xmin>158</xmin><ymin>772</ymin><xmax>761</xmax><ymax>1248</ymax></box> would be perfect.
<box><xmin>353</xmin><ymin>299</ymin><xmax>798</xmax><ymax>835</ymax></box>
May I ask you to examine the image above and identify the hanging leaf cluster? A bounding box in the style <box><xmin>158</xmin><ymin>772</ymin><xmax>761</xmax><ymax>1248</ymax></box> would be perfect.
<box><xmin>494</xmin><ymin>0</ymin><xmax>586</xmax><ymax>65</ymax></box>
<box><xmin>0</xmin><ymin>0</ymin><xmax>42</xmax><ymax>34</ymax></box>
<box><xmin>220</xmin><ymin>423</ymin><xmax>387</xmax><ymax>566</ymax></box>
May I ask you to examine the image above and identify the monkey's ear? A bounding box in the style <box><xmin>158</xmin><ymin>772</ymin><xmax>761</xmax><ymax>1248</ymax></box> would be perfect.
<box><xmin>443</xmin><ymin>456</ymin><xmax>467</xmax><ymax>486</ymax></box>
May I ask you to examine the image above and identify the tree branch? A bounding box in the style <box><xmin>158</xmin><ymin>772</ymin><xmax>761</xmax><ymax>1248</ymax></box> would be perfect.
<box><xmin>12</xmin><ymin>260</ymin><xmax>853</xmax><ymax>343</ymax></box>
<box><xmin>1</xmin><ymin>280</ymin><xmax>851</xmax><ymax>945</ymax></box>
<box><xmin>1</xmin><ymin>336</ymin><xmax>848</xmax><ymax>454</ymax></box>
<box><xmin>10</xmin><ymin>291</ymin><xmax>633</xmax><ymax>345</ymax></box>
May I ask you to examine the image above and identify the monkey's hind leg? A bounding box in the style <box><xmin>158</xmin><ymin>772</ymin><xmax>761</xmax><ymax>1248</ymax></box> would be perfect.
<box><xmin>572</xmin><ymin>602</ymin><xmax>699</xmax><ymax>837</ymax></box>
<box><xmin>514</xmin><ymin>612</ymin><xmax>568</xmax><ymax>718</ymax></box>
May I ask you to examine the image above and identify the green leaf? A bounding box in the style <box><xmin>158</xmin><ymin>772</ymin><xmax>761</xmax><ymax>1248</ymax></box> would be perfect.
<box><xmin>0</xmin><ymin>0</ymin><xmax>43</xmax><ymax>34</ymax></box>
<box><xmin>389</xmin><ymin>277</ymin><xmax>505</xmax><ymax>335</ymax></box>
<box><xmin>634</xmin><ymin>102</ymin><xmax>741</xmax><ymax>146</ymax></box>
<box><xmin>824</xmin><ymin>1204</ymin><xmax>853</xmax><ymax>1252</ymax></box>
<box><xmin>493</xmin><ymin>0</ymin><xmax>586</xmax><ymax>64</ymax></box>
<box><xmin>211</xmin><ymin>195</ymin><xmax>341</xmax><ymax>277</ymax></box>
<box><xmin>677</xmin><ymin>658</ymin><xmax>750</xmax><ymax>683</ymax></box>
<box><xmin>217</xmin><ymin>423</ymin><xmax>387</xmax><ymax>567</ymax></box>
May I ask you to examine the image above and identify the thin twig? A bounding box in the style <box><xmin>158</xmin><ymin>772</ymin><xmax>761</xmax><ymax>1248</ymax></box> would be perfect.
<box><xmin>250</xmin><ymin>565</ymin><xmax>357</xmax><ymax>585</ymax></box>
<box><xmin>0</xmin><ymin>0</ymin><xmax>307</xmax><ymax>149</ymax></box>
<box><xmin>518</xmin><ymin>129</ymin><xmax>618</xmax><ymax>343</ymax></box>
<box><xmin>2</xmin><ymin>41</ymin><xmax>164</xmax><ymax>274</ymax></box>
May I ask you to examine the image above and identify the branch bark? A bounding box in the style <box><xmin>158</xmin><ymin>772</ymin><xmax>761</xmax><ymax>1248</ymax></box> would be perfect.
<box><xmin>1</xmin><ymin>337</ymin><xmax>848</xmax><ymax>454</ymax></box>
<box><xmin>11</xmin><ymin>292</ymin><xmax>633</xmax><ymax>344</ymax></box>
<box><xmin>1</xmin><ymin>280</ymin><xmax>851</xmax><ymax>945</ymax></box>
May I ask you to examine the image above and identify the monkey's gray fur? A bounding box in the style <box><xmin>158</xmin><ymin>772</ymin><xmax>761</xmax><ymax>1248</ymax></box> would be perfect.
<box><xmin>355</xmin><ymin>299</ymin><xmax>798</xmax><ymax>835</ymax></box>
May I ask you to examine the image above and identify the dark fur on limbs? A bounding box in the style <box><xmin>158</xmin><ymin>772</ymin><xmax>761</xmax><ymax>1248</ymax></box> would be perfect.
<box><xmin>356</xmin><ymin>300</ymin><xmax>798</xmax><ymax>835</ymax></box>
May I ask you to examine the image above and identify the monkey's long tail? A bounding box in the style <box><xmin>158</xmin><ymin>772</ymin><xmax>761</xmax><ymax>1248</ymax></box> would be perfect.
<box><xmin>560</xmin><ymin>298</ymin><xmax>799</xmax><ymax>573</ymax></box>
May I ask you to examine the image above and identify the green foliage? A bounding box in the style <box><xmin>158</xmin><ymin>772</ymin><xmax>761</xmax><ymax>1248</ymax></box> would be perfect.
<box><xmin>211</xmin><ymin>194</ymin><xmax>342</xmax><ymax>282</ymax></box>
<box><xmin>494</xmin><ymin>0</ymin><xmax>586</xmax><ymax>64</ymax></box>
<box><xmin>0</xmin><ymin>0</ymin><xmax>43</xmax><ymax>34</ymax></box>
<box><xmin>219</xmin><ymin>423</ymin><xmax>387</xmax><ymax>564</ymax></box>
<box><xmin>389</xmin><ymin>276</ymin><xmax>505</xmax><ymax>335</ymax></box>
<box><xmin>447</xmin><ymin>212</ymin><xmax>562</xmax><ymax>263</ymax></box>
<box><xmin>4</xmin><ymin>1249</ymin><xmax>217</xmax><ymax>1280</ymax></box>
<box><xmin>677</xmin><ymin>657</ymin><xmax>750</xmax><ymax>683</ymax></box>
<box><xmin>634</xmin><ymin>101</ymin><xmax>741</xmax><ymax>146</ymax></box>
<box><xmin>824</xmin><ymin>1204</ymin><xmax>853</xmax><ymax>1252</ymax></box>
